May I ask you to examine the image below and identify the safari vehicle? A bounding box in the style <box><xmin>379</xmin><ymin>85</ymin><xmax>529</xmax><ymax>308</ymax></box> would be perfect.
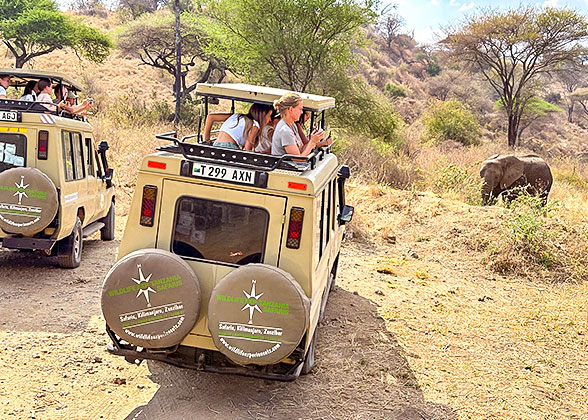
<box><xmin>101</xmin><ymin>83</ymin><xmax>354</xmax><ymax>381</ymax></box>
<box><xmin>0</xmin><ymin>69</ymin><xmax>115</xmax><ymax>268</ymax></box>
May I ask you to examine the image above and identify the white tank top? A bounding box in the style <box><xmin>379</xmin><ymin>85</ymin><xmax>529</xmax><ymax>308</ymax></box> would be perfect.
<box><xmin>219</xmin><ymin>114</ymin><xmax>259</xmax><ymax>147</ymax></box>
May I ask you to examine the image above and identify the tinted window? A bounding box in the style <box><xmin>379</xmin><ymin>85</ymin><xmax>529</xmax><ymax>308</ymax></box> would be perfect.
<box><xmin>171</xmin><ymin>196</ymin><xmax>269</xmax><ymax>265</ymax></box>
<box><xmin>62</xmin><ymin>131</ymin><xmax>74</xmax><ymax>181</ymax></box>
<box><xmin>0</xmin><ymin>134</ymin><xmax>26</xmax><ymax>173</ymax></box>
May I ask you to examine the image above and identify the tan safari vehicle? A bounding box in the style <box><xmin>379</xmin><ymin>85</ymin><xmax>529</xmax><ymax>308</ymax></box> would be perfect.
<box><xmin>0</xmin><ymin>69</ymin><xmax>115</xmax><ymax>268</ymax></box>
<box><xmin>101</xmin><ymin>83</ymin><xmax>354</xmax><ymax>381</ymax></box>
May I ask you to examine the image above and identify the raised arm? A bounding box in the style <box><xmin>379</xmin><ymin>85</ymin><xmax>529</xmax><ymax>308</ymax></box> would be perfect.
<box><xmin>204</xmin><ymin>113</ymin><xmax>232</xmax><ymax>143</ymax></box>
<box><xmin>244</xmin><ymin>126</ymin><xmax>260</xmax><ymax>151</ymax></box>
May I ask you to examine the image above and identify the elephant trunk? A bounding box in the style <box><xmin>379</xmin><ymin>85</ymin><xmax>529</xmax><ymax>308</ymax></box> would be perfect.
<box><xmin>481</xmin><ymin>182</ymin><xmax>493</xmax><ymax>205</ymax></box>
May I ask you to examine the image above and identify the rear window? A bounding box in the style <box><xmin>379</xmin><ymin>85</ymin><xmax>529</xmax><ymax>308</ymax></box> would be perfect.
<box><xmin>171</xmin><ymin>196</ymin><xmax>269</xmax><ymax>265</ymax></box>
<box><xmin>0</xmin><ymin>134</ymin><xmax>26</xmax><ymax>172</ymax></box>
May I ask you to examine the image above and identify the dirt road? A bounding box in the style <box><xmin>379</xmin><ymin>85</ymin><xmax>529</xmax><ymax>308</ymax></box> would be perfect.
<box><xmin>0</xmin><ymin>236</ymin><xmax>453</xmax><ymax>420</ymax></box>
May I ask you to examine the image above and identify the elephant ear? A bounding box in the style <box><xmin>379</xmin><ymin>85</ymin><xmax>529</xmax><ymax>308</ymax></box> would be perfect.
<box><xmin>499</xmin><ymin>156</ymin><xmax>524</xmax><ymax>189</ymax></box>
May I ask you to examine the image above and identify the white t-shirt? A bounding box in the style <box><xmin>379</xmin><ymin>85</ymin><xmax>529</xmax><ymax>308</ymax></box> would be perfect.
<box><xmin>37</xmin><ymin>92</ymin><xmax>52</xmax><ymax>103</ymax></box>
<box><xmin>20</xmin><ymin>92</ymin><xmax>36</xmax><ymax>101</ymax></box>
<box><xmin>255</xmin><ymin>125</ymin><xmax>274</xmax><ymax>153</ymax></box>
<box><xmin>0</xmin><ymin>86</ymin><xmax>6</xmax><ymax>97</ymax></box>
<box><xmin>220</xmin><ymin>114</ymin><xmax>259</xmax><ymax>148</ymax></box>
<box><xmin>271</xmin><ymin>119</ymin><xmax>302</xmax><ymax>155</ymax></box>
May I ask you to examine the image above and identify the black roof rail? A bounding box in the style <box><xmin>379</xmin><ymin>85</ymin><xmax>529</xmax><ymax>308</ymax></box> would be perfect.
<box><xmin>155</xmin><ymin>131</ymin><xmax>319</xmax><ymax>172</ymax></box>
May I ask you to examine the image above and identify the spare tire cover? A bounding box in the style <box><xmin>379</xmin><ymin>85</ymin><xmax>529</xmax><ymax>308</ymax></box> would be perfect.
<box><xmin>0</xmin><ymin>167</ymin><xmax>58</xmax><ymax>235</ymax></box>
<box><xmin>101</xmin><ymin>248</ymin><xmax>201</xmax><ymax>349</ymax></box>
<box><xmin>208</xmin><ymin>264</ymin><xmax>310</xmax><ymax>366</ymax></box>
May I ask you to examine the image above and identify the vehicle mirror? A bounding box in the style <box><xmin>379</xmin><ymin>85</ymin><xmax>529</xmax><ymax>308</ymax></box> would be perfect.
<box><xmin>339</xmin><ymin>205</ymin><xmax>354</xmax><ymax>225</ymax></box>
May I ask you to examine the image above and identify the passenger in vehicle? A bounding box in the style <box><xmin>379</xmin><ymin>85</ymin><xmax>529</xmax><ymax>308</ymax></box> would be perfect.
<box><xmin>204</xmin><ymin>103</ymin><xmax>273</xmax><ymax>150</ymax></box>
<box><xmin>36</xmin><ymin>79</ymin><xmax>58</xmax><ymax>112</ymax></box>
<box><xmin>0</xmin><ymin>75</ymin><xmax>11</xmax><ymax>99</ymax></box>
<box><xmin>20</xmin><ymin>80</ymin><xmax>38</xmax><ymax>101</ymax></box>
<box><xmin>271</xmin><ymin>93</ymin><xmax>330</xmax><ymax>156</ymax></box>
<box><xmin>254</xmin><ymin>110</ymin><xmax>280</xmax><ymax>154</ymax></box>
<box><xmin>58</xmin><ymin>90</ymin><xmax>93</xmax><ymax>115</ymax></box>
<box><xmin>36</xmin><ymin>79</ymin><xmax>53</xmax><ymax>103</ymax></box>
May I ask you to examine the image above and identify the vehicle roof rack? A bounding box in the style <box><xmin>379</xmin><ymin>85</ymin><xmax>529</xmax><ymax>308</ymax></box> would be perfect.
<box><xmin>155</xmin><ymin>132</ymin><xmax>319</xmax><ymax>172</ymax></box>
<box><xmin>0</xmin><ymin>99</ymin><xmax>86</xmax><ymax>121</ymax></box>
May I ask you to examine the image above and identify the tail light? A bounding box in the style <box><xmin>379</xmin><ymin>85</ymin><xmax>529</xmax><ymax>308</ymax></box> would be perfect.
<box><xmin>38</xmin><ymin>130</ymin><xmax>48</xmax><ymax>160</ymax></box>
<box><xmin>286</xmin><ymin>207</ymin><xmax>304</xmax><ymax>249</ymax></box>
<box><xmin>140</xmin><ymin>185</ymin><xmax>158</xmax><ymax>227</ymax></box>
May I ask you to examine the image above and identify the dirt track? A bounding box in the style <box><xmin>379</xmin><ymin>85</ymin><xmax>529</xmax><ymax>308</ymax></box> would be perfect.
<box><xmin>0</xmin><ymin>235</ymin><xmax>454</xmax><ymax>420</ymax></box>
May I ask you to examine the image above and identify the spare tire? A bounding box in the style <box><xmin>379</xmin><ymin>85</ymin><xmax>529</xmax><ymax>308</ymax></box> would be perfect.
<box><xmin>208</xmin><ymin>264</ymin><xmax>310</xmax><ymax>366</ymax></box>
<box><xmin>0</xmin><ymin>167</ymin><xmax>58</xmax><ymax>235</ymax></box>
<box><xmin>101</xmin><ymin>249</ymin><xmax>201</xmax><ymax>349</ymax></box>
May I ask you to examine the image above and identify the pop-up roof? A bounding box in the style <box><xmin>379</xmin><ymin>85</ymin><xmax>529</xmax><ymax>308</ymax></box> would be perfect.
<box><xmin>195</xmin><ymin>83</ymin><xmax>336</xmax><ymax>112</ymax></box>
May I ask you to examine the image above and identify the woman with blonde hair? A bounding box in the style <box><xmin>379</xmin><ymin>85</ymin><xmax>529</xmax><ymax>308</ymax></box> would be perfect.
<box><xmin>204</xmin><ymin>103</ymin><xmax>273</xmax><ymax>150</ymax></box>
<box><xmin>271</xmin><ymin>92</ymin><xmax>330</xmax><ymax>156</ymax></box>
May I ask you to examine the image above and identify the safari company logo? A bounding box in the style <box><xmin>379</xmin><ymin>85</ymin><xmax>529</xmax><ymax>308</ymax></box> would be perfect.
<box><xmin>0</xmin><ymin>175</ymin><xmax>47</xmax><ymax>228</ymax></box>
<box><xmin>106</xmin><ymin>265</ymin><xmax>187</xmax><ymax>341</ymax></box>
<box><xmin>216</xmin><ymin>279</ymin><xmax>290</xmax><ymax>360</ymax></box>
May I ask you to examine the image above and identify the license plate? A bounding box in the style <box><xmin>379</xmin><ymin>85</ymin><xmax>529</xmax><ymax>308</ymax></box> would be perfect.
<box><xmin>192</xmin><ymin>162</ymin><xmax>255</xmax><ymax>185</ymax></box>
<box><xmin>0</xmin><ymin>111</ymin><xmax>19</xmax><ymax>122</ymax></box>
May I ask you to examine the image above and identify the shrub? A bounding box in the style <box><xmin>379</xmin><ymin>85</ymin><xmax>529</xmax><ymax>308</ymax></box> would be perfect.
<box><xmin>432</xmin><ymin>163</ymin><xmax>483</xmax><ymax>205</ymax></box>
<box><xmin>107</xmin><ymin>90</ymin><xmax>172</xmax><ymax>126</ymax></box>
<box><xmin>423</xmin><ymin>99</ymin><xmax>481</xmax><ymax>146</ymax></box>
<box><xmin>384</xmin><ymin>82</ymin><xmax>407</xmax><ymax>98</ymax></box>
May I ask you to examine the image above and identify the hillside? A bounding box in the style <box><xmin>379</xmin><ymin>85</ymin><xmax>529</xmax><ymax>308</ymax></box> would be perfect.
<box><xmin>0</xmin><ymin>8</ymin><xmax>587</xmax><ymax>420</ymax></box>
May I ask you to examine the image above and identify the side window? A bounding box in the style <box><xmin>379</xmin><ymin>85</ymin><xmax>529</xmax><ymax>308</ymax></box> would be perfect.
<box><xmin>331</xmin><ymin>179</ymin><xmax>336</xmax><ymax>230</ymax></box>
<box><xmin>72</xmin><ymin>132</ymin><xmax>85</xmax><ymax>179</ymax></box>
<box><xmin>315</xmin><ymin>193</ymin><xmax>322</xmax><ymax>265</ymax></box>
<box><xmin>325</xmin><ymin>183</ymin><xmax>331</xmax><ymax>246</ymax></box>
<box><xmin>85</xmin><ymin>138</ymin><xmax>94</xmax><ymax>177</ymax></box>
<box><xmin>319</xmin><ymin>189</ymin><xmax>325</xmax><ymax>260</ymax></box>
<box><xmin>95</xmin><ymin>150</ymin><xmax>103</xmax><ymax>177</ymax></box>
<box><xmin>62</xmin><ymin>131</ymin><xmax>74</xmax><ymax>181</ymax></box>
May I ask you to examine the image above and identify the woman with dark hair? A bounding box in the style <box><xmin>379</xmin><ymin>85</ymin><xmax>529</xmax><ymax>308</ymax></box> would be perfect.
<box><xmin>203</xmin><ymin>103</ymin><xmax>273</xmax><ymax>150</ymax></box>
<box><xmin>20</xmin><ymin>80</ymin><xmax>37</xmax><ymax>101</ymax></box>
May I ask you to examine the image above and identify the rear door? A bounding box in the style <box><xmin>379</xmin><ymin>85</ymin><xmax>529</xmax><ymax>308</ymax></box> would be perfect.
<box><xmin>156</xmin><ymin>179</ymin><xmax>287</xmax><ymax>341</ymax></box>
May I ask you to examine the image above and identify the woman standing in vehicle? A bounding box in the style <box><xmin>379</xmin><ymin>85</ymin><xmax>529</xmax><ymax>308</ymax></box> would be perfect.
<box><xmin>204</xmin><ymin>103</ymin><xmax>273</xmax><ymax>150</ymax></box>
<box><xmin>271</xmin><ymin>93</ymin><xmax>328</xmax><ymax>156</ymax></box>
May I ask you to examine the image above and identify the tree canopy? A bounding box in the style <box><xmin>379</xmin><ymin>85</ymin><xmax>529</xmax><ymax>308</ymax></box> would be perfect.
<box><xmin>117</xmin><ymin>10</ymin><xmax>225</xmax><ymax>98</ymax></box>
<box><xmin>205</xmin><ymin>0</ymin><xmax>378</xmax><ymax>91</ymax></box>
<box><xmin>0</xmin><ymin>0</ymin><xmax>112</xmax><ymax>68</ymax></box>
<box><xmin>443</xmin><ymin>6</ymin><xmax>588</xmax><ymax>147</ymax></box>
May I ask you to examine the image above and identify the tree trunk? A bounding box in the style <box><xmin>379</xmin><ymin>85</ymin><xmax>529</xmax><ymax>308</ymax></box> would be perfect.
<box><xmin>15</xmin><ymin>55</ymin><xmax>27</xmax><ymax>68</ymax></box>
<box><xmin>173</xmin><ymin>0</ymin><xmax>181</xmax><ymax>126</ymax></box>
<box><xmin>507</xmin><ymin>114</ymin><xmax>519</xmax><ymax>148</ymax></box>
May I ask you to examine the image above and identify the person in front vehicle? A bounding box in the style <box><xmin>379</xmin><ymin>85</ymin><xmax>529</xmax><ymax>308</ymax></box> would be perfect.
<box><xmin>0</xmin><ymin>75</ymin><xmax>11</xmax><ymax>99</ymax></box>
<box><xmin>271</xmin><ymin>93</ymin><xmax>331</xmax><ymax>156</ymax></box>
<box><xmin>204</xmin><ymin>103</ymin><xmax>273</xmax><ymax>150</ymax></box>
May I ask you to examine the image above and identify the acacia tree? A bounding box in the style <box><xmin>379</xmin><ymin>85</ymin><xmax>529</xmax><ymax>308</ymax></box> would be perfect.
<box><xmin>117</xmin><ymin>10</ymin><xmax>226</xmax><ymax>99</ymax></box>
<box><xmin>205</xmin><ymin>0</ymin><xmax>377</xmax><ymax>92</ymax></box>
<box><xmin>377</xmin><ymin>10</ymin><xmax>404</xmax><ymax>49</ymax></box>
<box><xmin>553</xmin><ymin>55</ymin><xmax>588</xmax><ymax>123</ymax></box>
<box><xmin>0</xmin><ymin>0</ymin><xmax>112</xmax><ymax>68</ymax></box>
<box><xmin>443</xmin><ymin>6</ymin><xmax>588</xmax><ymax>147</ymax></box>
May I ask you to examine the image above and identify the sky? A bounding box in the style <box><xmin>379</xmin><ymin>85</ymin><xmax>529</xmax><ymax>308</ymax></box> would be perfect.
<box><xmin>393</xmin><ymin>0</ymin><xmax>588</xmax><ymax>44</ymax></box>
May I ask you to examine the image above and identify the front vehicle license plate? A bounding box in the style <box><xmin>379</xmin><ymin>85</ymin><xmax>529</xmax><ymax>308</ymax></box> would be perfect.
<box><xmin>192</xmin><ymin>162</ymin><xmax>255</xmax><ymax>185</ymax></box>
<box><xmin>0</xmin><ymin>111</ymin><xmax>20</xmax><ymax>122</ymax></box>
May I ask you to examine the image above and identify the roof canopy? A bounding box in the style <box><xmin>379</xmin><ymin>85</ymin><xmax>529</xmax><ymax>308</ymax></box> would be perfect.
<box><xmin>0</xmin><ymin>68</ymin><xmax>83</xmax><ymax>91</ymax></box>
<box><xmin>195</xmin><ymin>83</ymin><xmax>335</xmax><ymax>112</ymax></box>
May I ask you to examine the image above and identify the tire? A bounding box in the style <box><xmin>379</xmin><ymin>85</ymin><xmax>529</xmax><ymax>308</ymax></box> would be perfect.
<box><xmin>58</xmin><ymin>217</ymin><xmax>83</xmax><ymax>268</ymax></box>
<box><xmin>301</xmin><ymin>331</ymin><xmax>317</xmax><ymax>375</ymax></box>
<box><xmin>101</xmin><ymin>249</ymin><xmax>201</xmax><ymax>349</ymax></box>
<box><xmin>208</xmin><ymin>264</ymin><xmax>310</xmax><ymax>366</ymax></box>
<box><xmin>0</xmin><ymin>167</ymin><xmax>59</xmax><ymax>235</ymax></box>
<box><xmin>100</xmin><ymin>202</ymin><xmax>115</xmax><ymax>241</ymax></box>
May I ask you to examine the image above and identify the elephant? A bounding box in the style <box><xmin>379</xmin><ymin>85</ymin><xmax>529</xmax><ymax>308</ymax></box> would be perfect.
<box><xmin>479</xmin><ymin>154</ymin><xmax>553</xmax><ymax>205</ymax></box>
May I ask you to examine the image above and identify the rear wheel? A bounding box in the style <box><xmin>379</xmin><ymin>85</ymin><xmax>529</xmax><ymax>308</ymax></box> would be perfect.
<box><xmin>301</xmin><ymin>331</ymin><xmax>317</xmax><ymax>375</ymax></box>
<box><xmin>58</xmin><ymin>217</ymin><xmax>83</xmax><ymax>268</ymax></box>
<box><xmin>100</xmin><ymin>202</ymin><xmax>115</xmax><ymax>241</ymax></box>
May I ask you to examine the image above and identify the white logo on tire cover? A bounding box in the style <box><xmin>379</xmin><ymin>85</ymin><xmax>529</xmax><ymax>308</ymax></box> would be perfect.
<box><xmin>242</xmin><ymin>279</ymin><xmax>263</xmax><ymax>324</ymax></box>
<box><xmin>13</xmin><ymin>176</ymin><xmax>29</xmax><ymax>204</ymax></box>
<box><xmin>132</xmin><ymin>264</ymin><xmax>156</xmax><ymax>307</ymax></box>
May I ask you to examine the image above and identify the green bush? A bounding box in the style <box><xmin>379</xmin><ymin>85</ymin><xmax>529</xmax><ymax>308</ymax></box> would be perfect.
<box><xmin>384</xmin><ymin>82</ymin><xmax>407</xmax><ymax>98</ymax></box>
<box><xmin>432</xmin><ymin>163</ymin><xmax>482</xmax><ymax>205</ymax></box>
<box><xmin>423</xmin><ymin>99</ymin><xmax>481</xmax><ymax>145</ymax></box>
<box><xmin>107</xmin><ymin>90</ymin><xmax>172</xmax><ymax>126</ymax></box>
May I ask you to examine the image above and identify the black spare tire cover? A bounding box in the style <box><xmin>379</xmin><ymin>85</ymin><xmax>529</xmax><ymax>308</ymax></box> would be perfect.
<box><xmin>0</xmin><ymin>167</ymin><xmax>58</xmax><ymax>235</ymax></box>
<box><xmin>101</xmin><ymin>249</ymin><xmax>201</xmax><ymax>349</ymax></box>
<box><xmin>208</xmin><ymin>264</ymin><xmax>310</xmax><ymax>366</ymax></box>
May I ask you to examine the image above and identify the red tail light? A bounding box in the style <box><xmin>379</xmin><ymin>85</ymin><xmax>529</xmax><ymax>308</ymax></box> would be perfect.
<box><xmin>140</xmin><ymin>185</ymin><xmax>157</xmax><ymax>227</ymax></box>
<box><xmin>38</xmin><ymin>130</ymin><xmax>48</xmax><ymax>160</ymax></box>
<box><xmin>286</xmin><ymin>207</ymin><xmax>304</xmax><ymax>249</ymax></box>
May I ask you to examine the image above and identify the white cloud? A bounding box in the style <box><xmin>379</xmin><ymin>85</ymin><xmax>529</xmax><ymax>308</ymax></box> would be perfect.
<box><xmin>413</xmin><ymin>27</ymin><xmax>437</xmax><ymax>45</ymax></box>
<box><xmin>459</xmin><ymin>1</ymin><xmax>476</xmax><ymax>11</ymax></box>
<box><xmin>542</xmin><ymin>0</ymin><xmax>558</xmax><ymax>7</ymax></box>
<box><xmin>450</xmin><ymin>0</ymin><xmax>459</xmax><ymax>5</ymax></box>
<box><xmin>431</xmin><ymin>0</ymin><xmax>440</xmax><ymax>5</ymax></box>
